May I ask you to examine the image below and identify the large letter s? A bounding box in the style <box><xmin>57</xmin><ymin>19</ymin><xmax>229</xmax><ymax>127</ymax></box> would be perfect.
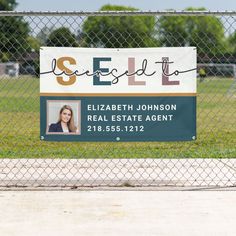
<box><xmin>56</xmin><ymin>57</ymin><xmax>76</xmax><ymax>86</ymax></box>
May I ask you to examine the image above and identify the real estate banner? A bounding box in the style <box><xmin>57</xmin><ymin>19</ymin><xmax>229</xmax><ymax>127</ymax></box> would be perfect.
<box><xmin>40</xmin><ymin>47</ymin><xmax>196</xmax><ymax>141</ymax></box>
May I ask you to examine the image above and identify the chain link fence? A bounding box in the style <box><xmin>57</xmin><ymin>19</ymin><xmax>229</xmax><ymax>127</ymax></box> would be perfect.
<box><xmin>0</xmin><ymin>11</ymin><xmax>236</xmax><ymax>188</ymax></box>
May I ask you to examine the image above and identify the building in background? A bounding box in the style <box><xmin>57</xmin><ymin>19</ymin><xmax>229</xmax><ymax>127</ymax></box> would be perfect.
<box><xmin>0</xmin><ymin>62</ymin><xmax>19</xmax><ymax>77</ymax></box>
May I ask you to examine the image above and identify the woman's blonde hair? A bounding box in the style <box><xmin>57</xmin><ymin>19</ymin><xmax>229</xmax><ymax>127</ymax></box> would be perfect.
<box><xmin>58</xmin><ymin>105</ymin><xmax>77</xmax><ymax>132</ymax></box>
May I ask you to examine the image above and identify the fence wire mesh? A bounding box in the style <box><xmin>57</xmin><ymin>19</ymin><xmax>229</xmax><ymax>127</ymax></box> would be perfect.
<box><xmin>0</xmin><ymin>11</ymin><xmax>236</xmax><ymax>188</ymax></box>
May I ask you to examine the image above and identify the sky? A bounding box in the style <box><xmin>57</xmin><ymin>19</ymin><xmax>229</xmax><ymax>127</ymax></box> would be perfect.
<box><xmin>16</xmin><ymin>0</ymin><xmax>236</xmax><ymax>12</ymax></box>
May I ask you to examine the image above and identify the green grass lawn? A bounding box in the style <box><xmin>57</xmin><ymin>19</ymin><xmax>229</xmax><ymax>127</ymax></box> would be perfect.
<box><xmin>0</xmin><ymin>76</ymin><xmax>236</xmax><ymax>158</ymax></box>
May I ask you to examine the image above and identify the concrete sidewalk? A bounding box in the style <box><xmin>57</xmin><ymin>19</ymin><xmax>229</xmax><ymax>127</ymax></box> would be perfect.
<box><xmin>0</xmin><ymin>190</ymin><xmax>236</xmax><ymax>236</ymax></box>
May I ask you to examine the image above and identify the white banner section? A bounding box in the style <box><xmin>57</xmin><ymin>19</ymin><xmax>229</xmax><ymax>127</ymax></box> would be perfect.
<box><xmin>40</xmin><ymin>47</ymin><xmax>196</xmax><ymax>95</ymax></box>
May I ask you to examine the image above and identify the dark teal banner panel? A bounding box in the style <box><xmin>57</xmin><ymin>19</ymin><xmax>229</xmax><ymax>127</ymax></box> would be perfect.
<box><xmin>40</xmin><ymin>96</ymin><xmax>196</xmax><ymax>142</ymax></box>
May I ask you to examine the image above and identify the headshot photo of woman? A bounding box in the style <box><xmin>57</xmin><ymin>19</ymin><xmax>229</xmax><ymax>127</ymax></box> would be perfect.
<box><xmin>48</xmin><ymin>104</ymin><xmax>78</xmax><ymax>133</ymax></box>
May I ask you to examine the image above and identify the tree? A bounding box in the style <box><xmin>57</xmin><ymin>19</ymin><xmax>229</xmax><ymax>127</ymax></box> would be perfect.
<box><xmin>0</xmin><ymin>0</ymin><xmax>30</xmax><ymax>61</ymax></box>
<box><xmin>186</xmin><ymin>8</ymin><xmax>227</xmax><ymax>55</ymax></box>
<box><xmin>0</xmin><ymin>0</ymin><xmax>17</xmax><ymax>10</ymax></box>
<box><xmin>82</xmin><ymin>4</ymin><xmax>159</xmax><ymax>48</ymax></box>
<box><xmin>228</xmin><ymin>31</ymin><xmax>236</xmax><ymax>53</ymax></box>
<box><xmin>27</xmin><ymin>36</ymin><xmax>41</xmax><ymax>52</ymax></box>
<box><xmin>46</xmin><ymin>27</ymin><xmax>78</xmax><ymax>47</ymax></box>
<box><xmin>157</xmin><ymin>15</ymin><xmax>188</xmax><ymax>47</ymax></box>
<box><xmin>158</xmin><ymin>8</ymin><xmax>227</xmax><ymax>55</ymax></box>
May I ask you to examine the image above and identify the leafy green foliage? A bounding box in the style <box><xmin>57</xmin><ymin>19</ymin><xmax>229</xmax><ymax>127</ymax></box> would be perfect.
<box><xmin>46</xmin><ymin>27</ymin><xmax>78</xmax><ymax>47</ymax></box>
<box><xmin>0</xmin><ymin>0</ymin><xmax>30</xmax><ymax>61</ymax></box>
<box><xmin>27</xmin><ymin>36</ymin><xmax>41</xmax><ymax>52</ymax></box>
<box><xmin>158</xmin><ymin>15</ymin><xmax>188</xmax><ymax>47</ymax></box>
<box><xmin>0</xmin><ymin>17</ymin><xmax>30</xmax><ymax>61</ymax></box>
<box><xmin>228</xmin><ymin>31</ymin><xmax>236</xmax><ymax>53</ymax></box>
<box><xmin>82</xmin><ymin>4</ymin><xmax>159</xmax><ymax>48</ymax></box>
<box><xmin>0</xmin><ymin>0</ymin><xmax>17</xmax><ymax>10</ymax></box>
<box><xmin>158</xmin><ymin>8</ymin><xmax>227</xmax><ymax>55</ymax></box>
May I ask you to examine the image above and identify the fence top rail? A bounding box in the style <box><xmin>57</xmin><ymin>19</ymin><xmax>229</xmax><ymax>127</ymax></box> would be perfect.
<box><xmin>1</xmin><ymin>10</ymin><xmax>236</xmax><ymax>17</ymax></box>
